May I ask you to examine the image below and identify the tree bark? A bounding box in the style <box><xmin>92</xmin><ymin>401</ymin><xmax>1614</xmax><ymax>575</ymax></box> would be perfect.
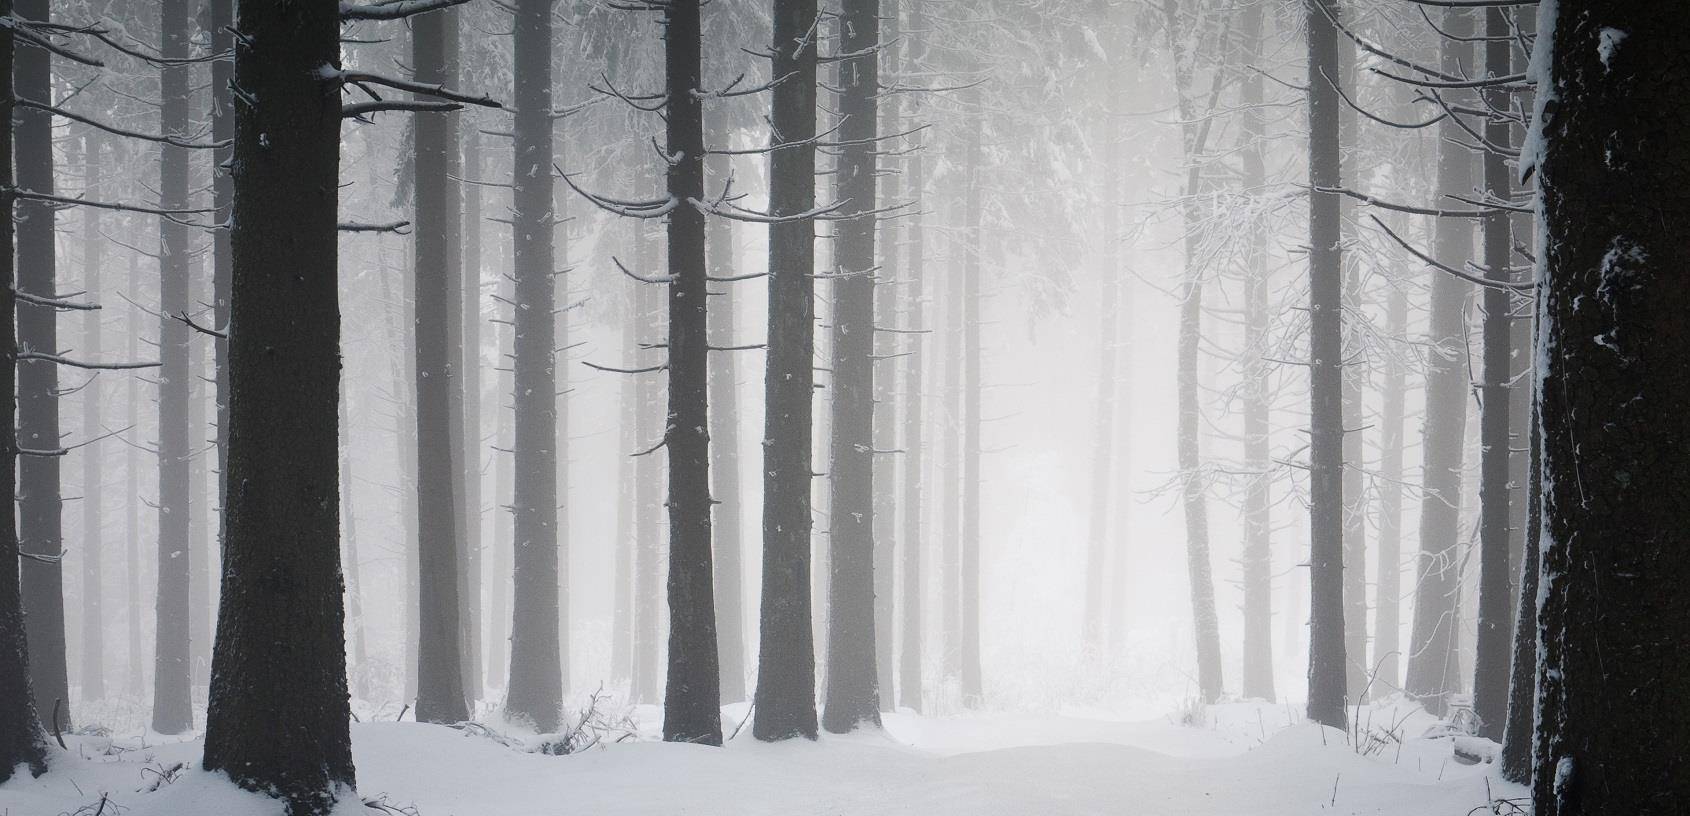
<box><xmin>822</xmin><ymin>0</ymin><xmax>886</xmax><ymax>733</ymax></box>
<box><xmin>1238</xmin><ymin>0</ymin><xmax>1274</xmax><ymax>702</ymax></box>
<box><xmin>505</xmin><ymin>0</ymin><xmax>563</xmax><ymax>731</ymax></box>
<box><xmin>959</xmin><ymin>110</ymin><xmax>985</xmax><ymax>707</ymax></box>
<box><xmin>1500</xmin><ymin>415</ymin><xmax>1539</xmax><ymax>784</ymax></box>
<box><xmin>463</xmin><ymin>125</ymin><xmax>486</xmax><ymax>698</ymax></box>
<box><xmin>201</xmin><ymin>0</ymin><xmax>355</xmax><ymax>809</ymax></box>
<box><xmin>1305</xmin><ymin>0</ymin><xmax>1347</xmax><ymax>730</ymax></box>
<box><xmin>897</xmin><ymin>83</ymin><xmax>926</xmax><ymax>713</ymax></box>
<box><xmin>0</xmin><ymin>0</ymin><xmax>47</xmax><ymax>778</ymax></box>
<box><xmin>16</xmin><ymin>0</ymin><xmax>68</xmax><ymax>729</ymax></box>
<box><xmin>151</xmin><ymin>0</ymin><xmax>195</xmax><ymax>736</ymax></box>
<box><xmin>1405</xmin><ymin>9</ymin><xmax>1476</xmax><ymax>717</ymax></box>
<box><xmin>80</xmin><ymin>133</ymin><xmax>106</xmax><ymax>702</ymax></box>
<box><xmin>751</xmin><ymin>0</ymin><xmax>820</xmax><ymax>742</ymax></box>
<box><xmin>412</xmin><ymin>4</ymin><xmax>469</xmax><ymax>725</ymax></box>
<box><xmin>1471</xmin><ymin>5</ymin><xmax>1519</xmax><ymax>743</ymax></box>
<box><xmin>659</xmin><ymin>0</ymin><xmax>721</xmax><ymax>746</ymax></box>
<box><xmin>706</xmin><ymin>151</ymin><xmax>746</xmax><ymax>704</ymax></box>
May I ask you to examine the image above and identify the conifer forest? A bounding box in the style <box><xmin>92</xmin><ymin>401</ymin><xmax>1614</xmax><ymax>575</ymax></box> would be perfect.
<box><xmin>0</xmin><ymin>1</ymin><xmax>1684</xmax><ymax>814</ymax></box>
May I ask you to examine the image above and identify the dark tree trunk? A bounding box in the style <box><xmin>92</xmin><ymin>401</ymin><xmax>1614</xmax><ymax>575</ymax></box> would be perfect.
<box><xmin>1238</xmin><ymin>0</ymin><xmax>1274</xmax><ymax>702</ymax></box>
<box><xmin>0</xmin><ymin>0</ymin><xmax>47</xmax><ymax>779</ymax></box>
<box><xmin>152</xmin><ymin>0</ymin><xmax>195</xmax><ymax>736</ymax></box>
<box><xmin>1304</xmin><ymin>0</ymin><xmax>1347</xmax><ymax>731</ymax></box>
<box><xmin>1532</xmin><ymin>6</ymin><xmax>1690</xmax><ymax>812</ymax></box>
<box><xmin>1405</xmin><ymin>9</ymin><xmax>1475</xmax><ymax>717</ymax></box>
<box><xmin>706</xmin><ymin>152</ymin><xmax>746</xmax><ymax>704</ymax></box>
<box><xmin>659</xmin><ymin>0</ymin><xmax>721</xmax><ymax>746</ymax></box>
<box><xmin>413</xmin><ymin>4</ymin><xmax>470</xmax><ymax>725</ymax></box>
<box><xmin>16</xmin><ymin>0</ymin><xmax>68</xmax><ymax>729</ymax></box>
<box><xmin>872</xmin><ymin>213</ymin><xmax>897</xmax><ymax>715</ymax></box>
<box><xmin>80</xmin><ymin>133</ymin><xmax>106</xmax><ymax>702</ymax></box>
<box><xmin>823</xmin><ymin>0</ymin><xmax>884</xmax><ymax>732</ymax></box>
<box><xmin>505</xmin><ymin>0</ymin><xmax>562</xmax><ymax>732</ymax></box>
<box><xmin>751</xmin><ymin>0</ymin><xmax>820</xmax><ymax>742</ymax></box>
<box><xmin>1471</xmin><ymin>6</ymin><xmax>1518</xmax><ymax>743</ymax></box>
<box><xmin>200</xmin><ymin>0</ymin><xmax>354</xmax><ymax>810</ymax></box>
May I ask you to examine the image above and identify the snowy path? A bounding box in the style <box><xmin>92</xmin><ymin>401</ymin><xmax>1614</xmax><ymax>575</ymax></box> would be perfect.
<box><xmin>1</xmin><ymin>703</ymin><xmax>1517</xmax><ymax>815</ymax></box>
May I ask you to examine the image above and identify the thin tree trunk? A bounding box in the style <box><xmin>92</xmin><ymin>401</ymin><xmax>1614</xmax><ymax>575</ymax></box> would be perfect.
<box><xmin>706</xmin><ymin>152</ymin><xmax>746</xmax><ymax>704</ymax></box>
<box><xmin>823</xmin><ymin>0</ymin><xmax>885</xmax><ymax>733</ymax></box>
<box><xmin>612</xmin><ymin>279</ymin><xmax>636</xmax><ymax>688</ymax></box>
<box><xmin>897</xmin><ymin>1</ymin><xmax>926</xmax><ymax>712</ymax></box>
<box><xmin>1375</xmin><ymin>279</ymin><xmax>1408</xmax><ymax>692</ymax></box>
<box><xmin>1500</xmin><ymin>414</ymin><xmax>1539</xmax><ymax>784</ymax></box>
<box><xmin>0</xmin><ymin>0</ymin><xmax>47</xmax><ymax>777</ymax></box>
<box><xmin>80</xmin><ymin>133</ymin><xmax>106</xmax><ymax>702</ymax></box>
<box><xmin>1239</xmin><ymin>0</ymin><xmax>1273</xmax><ymax>702</ymax></box>
<box><xmin>151</xmin><ymin>0</ymin><xmax>195</xmax><ymax>736</ymax></box>
<box><xmin>340</xmin><ymin>389</ymin><xmax>367</xmax><ymax>696</ymax></box>
<box><xmin>491</xmin><ymin>263</ymin><xmax>514</xmax><ymax>693</ymax></box>
<box><xmin>462</xmin><ymin>126</ymin><xmax>486</xmax><ymax>696</ymax></box>
<box><xmin>1405</xmin><ymin>9</ymin><xmax>1476</xmax><ymax>717</ymax></box>
<box><xmin>201</xmin><ymin>0</ymin><xmax>354</xmax><ymax>808</ymax></box>
<box><xmin>506</xmin><ymin>0</ymin><xmax>562</xmax><ymax>731</ymax></box>
<box><xmin>751</xmin><ymin>0</ymin><xmax>820</xmax><ymax>741</ymax></box>
<box><xmin>632</xmin><ymin>221</ymin><xmax>664</xmax><ymax>706</ymax></box>
<box><xmin>940</xmin><ymin>189</ymin><xmax>963</xmax><ymax>685</ymax></box>
<box><xmin>126</xmin><ymin>247</ymin><xmax>144</xmax><ymax>695</ymax></box>
<box><xmin>1471</xmin><ymin>6</ymin><xmax>1518</xmax><ymax>742</ymax></box>
<box><xmin>413</xmin><ymin>4</ymin><xmax>469</xmax><ymax>724</ymax></box>
<box><xmin>1335</xmin><ymin>18</ymin><xmax>1368</xmax><ymax>707</ymax></box>
<box><xmin>959</xmin><ymin>110</ymin><xmax>985</xmax><ymax>706</ymax></box>
<box><xmin>1305</xmin><ymin>0</ymin><xmax>1347</xmax><ymax>730</ymax></box>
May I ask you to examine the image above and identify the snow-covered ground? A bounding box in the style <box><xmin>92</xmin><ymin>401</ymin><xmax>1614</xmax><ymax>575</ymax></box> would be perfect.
<box><xmin>1</xmin><ymin>699</ymin><xmax>1522</xmax><ymax>816</ymax></box>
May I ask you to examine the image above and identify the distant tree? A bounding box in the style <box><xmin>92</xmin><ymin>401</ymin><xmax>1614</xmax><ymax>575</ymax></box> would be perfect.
<box><xmin>1304</xmin><ymin>0</ymin><xmax>1347</xmax><ymax>731</ymax></box>
<box><xmin>1530</xmin><ymin>4</ymin><xmax>1690</xmax><ymax>813</ymax></box>
<box><xmin>505</xmin><ymin>0</ymin><xmax>563</xmax><ymax>732</ymax></box>
<box><xmin>412</xmin><ymin>3</ymin><xmax>471</xmax><ymax>726</ymax></box>
<box><xmin>151</xmin><ymin>0</ymin><xmax>196</xmax><ymax>737</ymax></box>
<box><xmin>752</xmin><ymin>0</ymin><xmax>821</xmax><ymax>742</ymax></box>
<box><xmin>823</xmin><ymin>0</ymin><xmax>886</xmax><ymax>732</ymax></box>
<box><xmin>1405</xmin><ymin>9</ymin><xmax>1475</xmax><ymax>717</ymax></box>
<box><xmin>80</xmin><ymin>132</ymin><xmax>107</xmax><ymax>702</ymax></box>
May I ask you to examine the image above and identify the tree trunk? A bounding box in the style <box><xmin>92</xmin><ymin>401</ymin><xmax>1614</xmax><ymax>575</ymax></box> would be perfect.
<box><xmin>16</xmin><ymin>0</ymin><xmax>68</xmax><ymax>729</ymax></box>
<box><xmin>1532</xmin><ymin>6</ymin><xmax>1690</xmax><ymax>811</ymax></box>
<box><xmin>940</xmin><ymin>189</ymin><xmax>963</xmax><ymax>685</ymax></box>
<box><xmin>1375</xmin><ymin>277</ymin><xmax>1408</xmax><ymax>693</ymax></box>
<box><xmin>126</xmin><ymin>249</ymin><xmax>144</xmax><ymax>695</ymax></box>
<box><xmin>1238</xmin><ymin>0</ymin><xmax>1274</xmax><ymax>702</ymax></box>
<box><xmin>151</xmin><ymin>0</ymin><xmax>195</xmax><ymax>736</ymax></box>
<box><xmin>1405</xmin><ymin>9</ymin><xmax>1476</xmax><ymax>717</ymax></box>
<box><xmin>0</xmin><ymin>0</ymin><xmax>47</xmax><ymax>778</ymax></box>
<box><xmin>1471</xmin><ymin>6</ymin><xmax>1519</xmax><ymax>743</ymax></box>
<box><xmin>959</xmin><ymin>111</ymin><xmax>985</xmax><ymax>707</ymax></box>
<box><xmin>751</xmin><ymin>0</ymin><xmax>820</xmax><ymax>741</ymax></box>
<box><xmin>506</xmin><ymin>0</ymin><xmax>563</xmax><ymax>731</ymax></box>
<box><xmin>632</xmin><ymin>220</ymin><xmax>664</xmax><ymax>706</ymax></box>
<box><xmin>491</xmin><ymin>263</ymin><xmax>514</xmax><ymax>693</ymax></box>
<box><xmin>1305</xmin><ymin>0</ymin><xmax>1347</xmax><ymax>730</ymax></box>
<box><xmin>80</xmin><ymin>133</ymin><xmax>106</xmax><ymax>702</ymax></box>
<box><xmin>339</xmin><ymin>392</ymin><xmax>366</xmax><ymax>696</ymax></box>
<box><xmin>210</xmin><ymin>0</ymin><xmax>234</xmax><ymax>662</ymax></box>
<box><xmin>200</xmin><ymin>0</ymin><xmax>355</xmax><ymax>809</ymax></box>
<box><xmin>612</xmin><ymin>278</ymin><xmax>635</xmax><ymax>688</ymax></box>
<box><xmin>413</xmin><ymin>4</ymin><xmax>469</xmax><ymax>725</ymax></box>
<box><xmin>462</xmin><ymin>125</ymin><xmax>486</xmax><ymax>698</ymax></box>
<box><xmin>659</xmin><ymin>0</ymin><xmax>721</xmax><ymax>746</ymax></box>
<box><xmin>1500</xmin><ymin>415</ymin><xmax>1539</xmax><ymax>784</ymax></box>
<box><xmin>897</xmin><ymin>112</ymin><xmax>926</xmax><ymax>714</ymax></box>
<box><xmin>706</xmin><ymin>152</ymin><xmax>746</xmax><ymax>704</ymax></box>
<box><xmin>823</xmin><ymin>0</ymin><xmax>885</xmax><ymax>733</ymax></box>
<box><xmin>1335</xmin><ymin>18</ymin><xmax>1368</xmax><ymax>708</ymax></box>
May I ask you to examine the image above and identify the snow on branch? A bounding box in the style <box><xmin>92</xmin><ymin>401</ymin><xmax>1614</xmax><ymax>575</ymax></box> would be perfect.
<box><xmin>340</xmin><ymin>0</ymin><xmax>472</xmax><ymax>22</ymax></box>
<box><xmin>328</xmin><ymin>68</ymin><xmax>503</xmax><ymax>109</ymax></box>
<box><xmin>17</xmin><ymin>99</ymin><xmax>229</xmax><ymax>149</ymax></box>
<box><xmin>17</xmin><ymin>350</ymin><xmax>160</xmax><ymax>370</ymax></box>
